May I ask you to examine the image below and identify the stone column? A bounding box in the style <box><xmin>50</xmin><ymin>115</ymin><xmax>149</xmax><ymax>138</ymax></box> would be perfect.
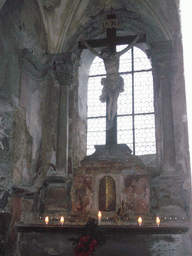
<box><xmin>52</xmin><ymin>53</ymin><xmax>72</xmax><ymax>176</ymax></box>
<box><xmin>147</xmin><ymin>41</ymin><xmax>176</xmax><ymax>173</ymax></box>
<box><xmin>147</xmin><ymin>42</ymin><xmax>188</xmax><ymax>218</ymax></box>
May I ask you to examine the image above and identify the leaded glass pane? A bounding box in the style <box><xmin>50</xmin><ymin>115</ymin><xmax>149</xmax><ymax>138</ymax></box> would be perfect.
<box><xmin>134</xmin><ymin>71</ymin><xmax>154</xmax><ymax>114</ymax></box>
<box><xmin>117</xmin><ymin>116</ymin><xmax>133</xmax><ymax>152</ymax></box>
<box><xmin>87</xmin><ymin>118</ymin><xmax>106</xmax><ymax>155</ymax></box>
<box><xmin>89</xmin><ymin>57</ymin><xmax>105</xmax><ymax>76</ymax></box>
<box><xmin>117</xmin><ymin>74</ymin><xmax>132</xmax><ymax>115</ymax></box>
<box><xmin>134</xmin><ymin>114</ymin><xmax>156</xmax><ymax>155</ymax></box>
<box><xmin>88</xmin><ymin>76</ymin><xmax>106</xmax><ymax>117</ymax></box>
<box><xmin>134</xmin><ymin>47</ymin><xmax>152</xmax><ymax>71</ymax></box>
<box><xmin>118</xmin><ymin>45</ymin><xmax>132</xmax><ymax>72</ymax></box>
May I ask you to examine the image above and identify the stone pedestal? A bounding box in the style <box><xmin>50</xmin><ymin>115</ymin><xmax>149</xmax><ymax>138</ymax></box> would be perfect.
<box><xmin>151</xmin><ymin>175</ymin><xmax>188</xmax><ymax>219</ymax></box>
<box><xmin>12</xmin><ymin>177</ymin><xmax>72</xmax><ymax>225</ymax></box>
<box><xmin>39</xmin><ymin>176</ymin><xmax>72</xmax><ymax>218</ymax></box>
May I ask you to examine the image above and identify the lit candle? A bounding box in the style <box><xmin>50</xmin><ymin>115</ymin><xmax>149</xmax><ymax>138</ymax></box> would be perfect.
<box><xmin>45</xmin><ymin>216</ymin><xmax>49</xmax><ymax>225</ymax></box>
<box><xmin>156</xmin><ymin>217</ymin><xmax>160</xmax><ymax>226</ymax></box>
<box><xmin>60</xmin><ymin>216</ymin><xmax>64</xmax><ymax>225</ymax></box>
<box><xmin>138</xmin><ymin>217</ymin><xmax>142</xmax><ymax>226</ymax></box>
<box><xmin>98</xmin><ymin>211</ymin><xmax>102</xmax><ymax>225</ymax></box>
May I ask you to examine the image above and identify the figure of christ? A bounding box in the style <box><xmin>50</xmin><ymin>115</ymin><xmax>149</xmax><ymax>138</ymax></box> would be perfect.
<box><xmin>82</xmin><ymin>35</ymin><xmax>140</xmax><ymax>123</ymax></box>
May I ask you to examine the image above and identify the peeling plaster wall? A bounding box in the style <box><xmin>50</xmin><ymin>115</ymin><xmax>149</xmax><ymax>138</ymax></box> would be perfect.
<box><xmin>0</xmin><ymin>0</ymin><xmax>49</xmax><ymax>199</ymax></box>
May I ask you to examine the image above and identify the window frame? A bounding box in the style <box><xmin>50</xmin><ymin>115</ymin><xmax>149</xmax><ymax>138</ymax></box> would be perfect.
<box><xmin>87</xmin><ymin>45</ymin><xmax>156</xmax><ymax>156</ymax></box>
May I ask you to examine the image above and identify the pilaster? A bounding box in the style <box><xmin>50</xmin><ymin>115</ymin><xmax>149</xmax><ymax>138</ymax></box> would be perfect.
<box><xmin>147</xmin><ymin>41</ymin><xmax>176</xmax><ymax>174</ymax></box>
<box><xmin>52</xmin><ymin>53</ymin><xmax>72</xmax><ymax>176</ymax></box>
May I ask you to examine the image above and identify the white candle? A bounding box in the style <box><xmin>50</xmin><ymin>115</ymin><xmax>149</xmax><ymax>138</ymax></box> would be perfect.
<box><xmin>138</xmin><ymin>217</ymin><xmax>142</xmax><ymax>226</ymax></box>
<box><xmin>98</xmin><ymin>211</ymin><xmax>102</xmax><ymax>225</ymax></box>
<box><xmin>60</xmin><ymin>216</ymin><xmax>64</xmax><ymax>225</ymax></box>
<box><xmin>156</xmin><ymin>217</ymin><xmax>160</xmax><ymax>226</ymax></box>
<box><xmin>45</xmin><ymin>216</ymin><xmax>49</xmax><ymax>225</ymax></box>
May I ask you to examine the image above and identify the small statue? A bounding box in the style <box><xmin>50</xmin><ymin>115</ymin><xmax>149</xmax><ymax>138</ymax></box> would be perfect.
<box><xmin>82</xmin><ymin>35</ymin><xmax>140</xmax><ymax>124</ymax></box>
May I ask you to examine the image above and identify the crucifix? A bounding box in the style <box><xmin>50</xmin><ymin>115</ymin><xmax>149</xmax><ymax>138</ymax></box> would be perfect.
<box><xmin>79</xmin><ymin>13</ymin><xmax>146</xmax><ymax>145</ymax></box>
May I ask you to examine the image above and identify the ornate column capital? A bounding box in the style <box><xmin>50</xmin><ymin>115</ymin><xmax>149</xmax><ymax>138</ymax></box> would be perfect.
<box><xmin>52</xmin><ymin>52</ymin><xmax>73</xmax><ymax>86</ymax></box>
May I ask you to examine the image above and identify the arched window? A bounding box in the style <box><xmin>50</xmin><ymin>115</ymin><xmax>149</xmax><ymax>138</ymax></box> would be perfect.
<box><xmin>87</xmin><ymin>46</ymin><xmax>156</xmax><ymax>156</ymax></box>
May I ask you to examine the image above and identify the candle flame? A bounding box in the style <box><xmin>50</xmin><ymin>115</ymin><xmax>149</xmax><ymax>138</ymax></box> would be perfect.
<box><xmin>156</xmin><ymin>217</ymin><xmax>160</xmax><ymax>226</ymax></box>
<box><xmin>138</xmin><ymin>217</ymin><xmax>142</xmax><ymax>226</ymax></box>
<box><xmin>45</xmin><ymin>216</ymin><xmax>49</xmax><ymax>225</ymax></box>
<box><xmin>60</xmin><ymin>216</ymin><xmax>64</xmax><ymax>225</ymax></box>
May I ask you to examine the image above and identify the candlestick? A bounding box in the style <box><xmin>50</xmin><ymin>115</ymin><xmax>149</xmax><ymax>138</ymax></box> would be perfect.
<box><xmin>156</xmin><ymin>217</ymin><xmax>160</xmax><ymax>226</ymax></box>
<box><xmin>45</xmin><ymin>216</ymin><xmax>49</xmax><ymax>225</ymax></box>
<box><xmin>98</xmin><ymin>211</ymin><xmax>102</xmax><ymax>225</ymax></box>
<box><xmin>138</xmin><ymin>217</ymin><xmax>142</xmax><ymax>226</ymax></box>
<box><xmin>60</xmin><ymin>216</ymin><xmax>64</xmax><ymax>225</ymax></box>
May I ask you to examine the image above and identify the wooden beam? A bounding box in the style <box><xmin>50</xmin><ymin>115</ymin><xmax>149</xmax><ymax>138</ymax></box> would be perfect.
<box><xmin>78</xmin><ymin>34</ymin><xmax>146</xmax><ymax>49</ymax></box>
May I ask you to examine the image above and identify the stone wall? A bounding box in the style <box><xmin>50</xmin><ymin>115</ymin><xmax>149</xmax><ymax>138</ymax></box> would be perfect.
<box><xmin>0</xmin><ymin>0</ymin><xmax>48</xmax><ymax>207</ymax></box>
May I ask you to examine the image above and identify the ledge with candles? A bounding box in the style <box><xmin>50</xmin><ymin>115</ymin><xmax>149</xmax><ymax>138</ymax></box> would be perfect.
<box><xmin>14</xmin><ymin>214</ymin><xmax>190</xmax><ymax>256</ymax></box>
<box><xmin>15</xmin><ymin>223</ymin><xmax>189</xmax><ymax>235</ymax></box>
<box><xmin>15</xmin><ymin>214</ymin><xmax>189</xmax><ymax>235</ymax></box>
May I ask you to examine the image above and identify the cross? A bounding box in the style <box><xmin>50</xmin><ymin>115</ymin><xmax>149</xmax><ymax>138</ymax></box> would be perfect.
<box><xmin>79</xmin><ymin>13</ymin><xmax>146</xmax><ymax>145</ymax></box>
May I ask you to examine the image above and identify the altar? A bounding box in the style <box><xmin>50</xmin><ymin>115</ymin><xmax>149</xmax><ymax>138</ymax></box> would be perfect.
<box><xmin>70</xmin><ymin>144</ymin><xmax>150</xmax><ymax>218</ymax></box>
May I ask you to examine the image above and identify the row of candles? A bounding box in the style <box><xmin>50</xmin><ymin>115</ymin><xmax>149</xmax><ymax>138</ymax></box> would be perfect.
<box><xmin>44</xmin><ymin>213</ymin><xmax>160</xmax><ymax>226</ymax></box>
<box><xmin>138</xmin><ymin>216</ymin><xmax>160</xmax><ymax>226</ymax></box>
<box><xmin>45</xmin><ymin>216</ymin><xmax>64</xmax><ymax>225</ymax></box>
<box><xmin>98</xmin><ymin>211</ymin><xmax>161</xmax><ymax>226</ymax></box>
<box><xmin>44</xmin><ymin>213</ymin><xmax>102</xmax><ymax>226</ymax></box>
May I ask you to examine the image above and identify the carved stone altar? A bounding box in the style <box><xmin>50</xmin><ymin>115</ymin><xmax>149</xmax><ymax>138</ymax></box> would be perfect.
<box><xmin>71</xmin><ymin>144</ymin><xmax>150</xmax><ymax>219</ymax></box>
